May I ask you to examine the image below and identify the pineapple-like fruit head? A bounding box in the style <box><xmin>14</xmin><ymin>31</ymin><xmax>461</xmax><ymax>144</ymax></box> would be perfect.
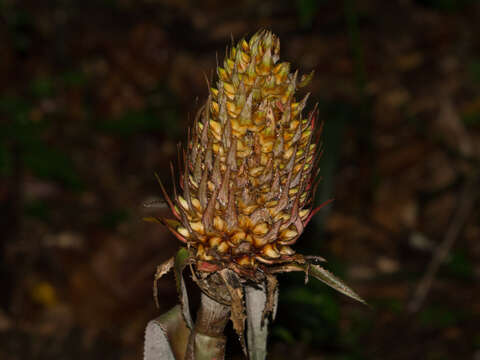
<box><xmin>151</xmin><ymin>31</ymin><xmax>365</xmax><ymax>349</ymax></box>
<box><xmin>157</xmin><ymin>30</ymin><xmax>323</xmax><ymax>278</ymax></box>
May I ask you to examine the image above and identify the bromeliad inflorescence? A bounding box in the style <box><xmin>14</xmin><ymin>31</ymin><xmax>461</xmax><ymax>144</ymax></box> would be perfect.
<box><xmin>146</xmin><ymin>30</ymin><xmax>365</xmax><ymax>360</ymax></box>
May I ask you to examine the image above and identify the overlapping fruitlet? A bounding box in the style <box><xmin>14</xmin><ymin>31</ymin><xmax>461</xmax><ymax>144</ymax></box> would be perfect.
<box><xmin>160</xmin><ymin>30</ymin><xmax>320</xmax><ymax>270</ymax></box>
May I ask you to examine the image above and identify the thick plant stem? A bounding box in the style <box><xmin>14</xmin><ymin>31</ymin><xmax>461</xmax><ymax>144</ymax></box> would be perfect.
<box><xmin>185</xmin><ymin>292</ymin><xmax>230</xmax><ymax>360</ymax></box>
<box><xmin>144</xmin><ymin>305</ymin><xmax>190</xmax><ymax>360</ymax></box>
<box><xmin>245</xmin><ymin>284</ymin><xmax>269</xmax><ymax>360</ymax></box>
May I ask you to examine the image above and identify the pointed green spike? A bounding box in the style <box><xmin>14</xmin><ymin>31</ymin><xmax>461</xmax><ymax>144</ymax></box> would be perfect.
<box><xmin>305</xmin><ymin>264</ymin><xmax>367</xmax><ymax>305</ymax></box>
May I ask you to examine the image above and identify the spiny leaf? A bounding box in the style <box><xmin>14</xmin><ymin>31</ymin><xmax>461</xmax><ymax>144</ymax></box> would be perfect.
<box><xmin>143</xmin><ymin>216</ymin><xmax>162</xmax><ymax>223</ymax></box>
<box><xmin>270</xmin><ymin>261</ymin><xmax>366</xmax><ymax>305</ymax></box>
<box><xmin>298</xmin><ymin>70</ymin><xmax>315</xmax><ymax>88</ymax></box>
<box><xmin>174</xmin><ymin>247</ymin><xmax>194</xmax><ymax>328</ymax></box>
<box><xmin>305</xmin><ymin>263</ymin><xmax>367</xmax><ymax>305</ymax></box>
<box><xmin>219</xmin><ymin>269</ymin><xmax>247</xmax><ymax>355</ymax></box>
<box><xmin>262</xmin><ymin>274</ymin><xmax>278</xmax><ymax>325</ymax></box>
<box><xmin>153</xmin><ymin>256</ymin><xmax>175</xmax><ymax>308</ymax></box>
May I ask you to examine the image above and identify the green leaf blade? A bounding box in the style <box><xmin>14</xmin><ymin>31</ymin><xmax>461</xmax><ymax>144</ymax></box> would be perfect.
<box><xmin>174</xmin><ymin>247</ymin><xmax>193</xmax><ymax>329</ymax></box>
<box><xmin>307</xmin><ymin>264</ymin><xmax>367</xmax><ymax>305</ymax></box>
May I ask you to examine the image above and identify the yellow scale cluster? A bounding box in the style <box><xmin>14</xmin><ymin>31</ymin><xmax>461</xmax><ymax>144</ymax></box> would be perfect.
<box><xmin>164</xmin><ymin>30</ymin><xmax>319</xmax><ymax>267</ymax></box>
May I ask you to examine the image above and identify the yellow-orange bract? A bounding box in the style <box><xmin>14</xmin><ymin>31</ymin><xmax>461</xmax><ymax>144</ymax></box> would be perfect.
<box><xmin>160</xmin><ymin>30</ymin><xmax>322</xmax><ymax>269</ymax></box>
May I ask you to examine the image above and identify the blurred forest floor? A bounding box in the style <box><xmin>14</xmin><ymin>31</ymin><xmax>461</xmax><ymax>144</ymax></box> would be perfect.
<box><xmin>1</xmin><ymin>0</ymin><xmax>480</xmax><ymax>359</ymax></box>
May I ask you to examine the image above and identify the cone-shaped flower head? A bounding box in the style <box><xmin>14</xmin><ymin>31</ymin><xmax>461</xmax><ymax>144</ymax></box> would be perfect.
<box><xmin>160</xmin><ymin>30</ymin><xmax>321</xmax><ymax>270</ymax></box>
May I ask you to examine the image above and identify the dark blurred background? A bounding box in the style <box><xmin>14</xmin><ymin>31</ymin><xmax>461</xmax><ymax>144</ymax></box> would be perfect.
<box><xmin>1</xmin><ymin>0</ymin><xmax>480</xmax><ymax>359</ymax></box>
